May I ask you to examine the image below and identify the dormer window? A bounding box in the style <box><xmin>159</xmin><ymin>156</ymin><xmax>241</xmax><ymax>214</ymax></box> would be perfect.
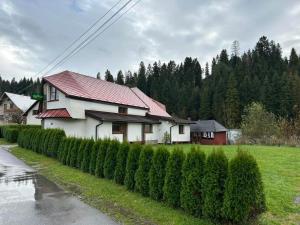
<box><xmin>49</xmin><ymin>86</ymin><xmax>59</xmax><ymax>101</ymax></box>
<box><xmin>118</xmin><ymin>106</ymin><xmax>128</xmax><ymax>114</ymax></box>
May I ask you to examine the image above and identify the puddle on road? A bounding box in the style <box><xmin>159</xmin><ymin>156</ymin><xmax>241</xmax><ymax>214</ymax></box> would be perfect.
<box><xmin>0</xmin><ymin>147</ymin><xmax>118</xmax><ymax>225</ymax></box>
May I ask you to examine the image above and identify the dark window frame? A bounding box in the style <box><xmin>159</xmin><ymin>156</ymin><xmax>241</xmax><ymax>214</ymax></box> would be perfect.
<box><xmin>144</xmin><ymin>124</ymin><xmax>153</xmax><ymax>133</ymax></box>
<box><xmin>49</xmin><ymin>86</ymin><xmax>59</xmax><ymax>101</ymax></box>
<box><xmin>179</xmin><ymin>124</ymin><xmax>184</xmax><ymax>134</ymax></box>
<box><xmin>118</xmin><ymin>106</ymin><xmax>128</xmax><ymax>114</ymax></box>
<box><xmin>32</xmin><ymin>110</ymin><xmax>39</xmax><ymax>115</ymax></box>
<box><xmin>112</xmin><ymin>122</ymin><xmax>126</xmax><ymax>134</ymax></box>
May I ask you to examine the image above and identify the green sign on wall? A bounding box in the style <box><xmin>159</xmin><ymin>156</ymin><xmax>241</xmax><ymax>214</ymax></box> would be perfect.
<box><xmin>31</xmin><ymin>93</ymin><xmax>44</xmax><ymax>101</ymax></box>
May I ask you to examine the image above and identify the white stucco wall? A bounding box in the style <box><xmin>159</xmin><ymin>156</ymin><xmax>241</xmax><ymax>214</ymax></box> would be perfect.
<box><xmin>171</xmin><ymin>124</ymin><xmax>190</xmax><ymax>143</ymax></box>
<box><xmin>145</xmin><ymin>124</ymin><xmax>159</xmax><ymax>143</ymax></box>
<box><xmin>44</xmin><ymin>83</ymin><xmax>148</xmax><ymax>119</ymax></box>
<box><xmin>26</xmin><ymin>104</ymin><xmax>41</xmax><ymax>125</ymax></box>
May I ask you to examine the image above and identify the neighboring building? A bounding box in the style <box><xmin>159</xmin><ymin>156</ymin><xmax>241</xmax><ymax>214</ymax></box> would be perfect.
<box><xmin>0</xmin><ymin>92</ymin><xmax>36</xmax><ymax>124</ymax></box>
<box><xmin>190</xmin><ymin>120</ymin><xmax>227</xmax><ymax>145</ymax></box>
<box><xmin>39</xmin><ymin>71</ymin><xmax>192</xmax><ymax>143</ymax></box>
<box><xmin>23</xmin><ymin>101</ymin><xmax>42</xmax><ymax>125</ymax></box>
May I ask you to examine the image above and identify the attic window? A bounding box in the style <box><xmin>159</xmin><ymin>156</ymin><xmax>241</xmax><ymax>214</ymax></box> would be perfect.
<box><xmin>49</xmin><ymin>86</ymin><xmax>58</xmax><ymax>101</ymax></box>
<box><xmin>118</xmin><ymin>107</ymin><xmax>128</xmax><ymax>114</ymax></box>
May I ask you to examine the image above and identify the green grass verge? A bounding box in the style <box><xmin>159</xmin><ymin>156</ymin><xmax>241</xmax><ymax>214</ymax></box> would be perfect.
<box><xmin>10</xmin><ymin>145</ymin><xmax>300</xmax><ymax>225</ymax></box>
<box><xmin>0</xmin><ymin>138</ymin><xmax>14</xmax><ymax>145</ymax></box>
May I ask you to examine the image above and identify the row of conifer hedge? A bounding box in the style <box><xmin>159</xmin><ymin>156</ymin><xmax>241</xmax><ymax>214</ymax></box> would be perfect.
<box><xmin>14</xmin><ymin>128</ymin><xmax>266</xmax><ymax>224</ymax></box>
<box><xmin>0</xmin><ymin>124</ymin><xmax>41</xmax><ymax>143</ymax></box>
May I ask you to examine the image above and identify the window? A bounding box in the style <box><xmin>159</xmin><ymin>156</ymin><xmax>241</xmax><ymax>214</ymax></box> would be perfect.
<box><xmin>118</xmin><ymin>107</ymin><xmax>128</xmax><ymax>114</ymax></box>
<box><xmin>144</xmin><ymin>124</ymin><xmax>153</xmax><ymax>133</ymax></box>
<box><xmin>202</xmin><ymin>132</ymin><xmax>214</xmax><ymax>139</ymax></box>
<box><xmin>49</xmin><ymin>86</ymin><xmax>58</xmax><ymax>101</ymax></box>
<box><xmin>179</xmin><ymin>125</ymin><xmax>184</xmax><ymax>134</ymax></box>
<box><xmin>112</xmin><ymin>122</ymin><xmax>126</xmax><ymax>134</ymax></box>
<box><xmin>32</xmin><ymin>110</ymin><xmax>39</xmax><ymax>115</ymax></box>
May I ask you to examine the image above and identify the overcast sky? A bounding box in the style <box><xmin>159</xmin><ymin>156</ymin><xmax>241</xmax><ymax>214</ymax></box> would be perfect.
<box><xmin>1</xmin><ymin>0</ymin><xmax>300</xmax><ymax>80</ymax></box>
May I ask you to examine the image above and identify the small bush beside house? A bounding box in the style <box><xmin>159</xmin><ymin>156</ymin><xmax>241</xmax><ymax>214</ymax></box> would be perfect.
<box><xmin>163</xmin><ymin>148</ymin><xmax>185</xmax><ymax>208</ymax></box>
<box><xmin>180</xmin><ymin>147</ymin><xmax>206</xmax><ymax>217</ymax></box>
<box><xmin>124</xmin><ymin>144</ymin><xmax>142</xmax><ymax>191</ymax></box>
<box><xmin>89</xmin><ymin>140</ymin><xmax>102</xmax><ymax>175</ymax></box>
<box><xmin>104</xmin><ymin>140</ymin><xmax>120</xmax><ymax>179</ymax></box>
<box><xmin>223</xmin><ymin>150</ymin><xmax>266</xmax><ymax>224</ymax></box>
<box><xmin>149</xmin><ymin>147</ymin><xmax>170</xmax><ymax>201</ymax></box>
<box><xmin>135</xmin><ymin>145</ymin><xmax>154</xmax><ymax>196</ymax></box>
<box><xmin>202</xmin><ymin>150</ymin><xmax>228</xmax><ymax>221</ymax></box>
<box><xmin>95</xmin><ymin>139</ymin><xmax>110</xmax><ymax>178</ymax></box>
<box><xmin>114</xmin><ymin>142</ymin><xmax>130</xmax><ymax>185</ymax></box>
<box><xmin>81</xmin><ymin>139</ymin><xmax>95</xmax><ymax>172</ymax></box>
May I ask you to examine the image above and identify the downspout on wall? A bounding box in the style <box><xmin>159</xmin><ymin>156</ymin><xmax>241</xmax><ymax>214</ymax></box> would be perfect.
<box><xmin>95</xmin><ymin>120</ymin><xmax>103</xmax><ymax>140</ymax></box>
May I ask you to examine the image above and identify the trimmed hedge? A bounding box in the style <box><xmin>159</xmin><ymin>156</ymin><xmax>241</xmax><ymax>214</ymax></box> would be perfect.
<box><xmin>104</xmin><ymin>140</ymin><xmax>120</xmax><ymax>179</ymax></box>
<box><xmin>89</xmin><ymin>140</ymin><xmax>102</xmax><ymax>175</ymax></box>
<box><xmin>114</xmin><ymin>142</ymin><xmax>130</xmax><ymax>185</ymax></box>
<box><xmin>81</xmin><ymin>139</ymin><xmax>95</xmax><ymax>172</ymax></box>
<box><xmin>12</xmin><ymin>128</ymin><xmax>266</xmax><ymax>224</ymax></box>
<box><xmin>135</xmin><ymin>145</ymin><xmax>154</xmax><ymax>196</ymax></box>
<box><xmin>180</xmin><ymin>147</ymin><xmax>206</xmax><ymax>217</ymax></box>
<box><xmin>163</xmin><ymin>148</ymin><xmax>185</xmax><ymax>208</ymax></box>
<box><xmin>149</xmin><ymin>147</ymin><xmax>170</xmax><ymax>201</ymax></box>
<box><xmin>3</xmin><ymin>128</ymin><xmax>19</xmax><ymax>143</ymax></box>
<box><xmin>202</xmin><ymin>149</ymin><xmax>228</xmax><ymax>221</ymax></box>
<box><xmin>223</xmin><ymin>151</ymin><xmax>266</xmax><ymax>224</ymax></box>
<box><xmin>124</xmin><ymin>144</ymin><xmax>142</xmax><ymax>191</ymax></box>
<box><xmin>95</xmin><ymin>139</ymin><xmax>110</xmax><ymax>178</ymax></box>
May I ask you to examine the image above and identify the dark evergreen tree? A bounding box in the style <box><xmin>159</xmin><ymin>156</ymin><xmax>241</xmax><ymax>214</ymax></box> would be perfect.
<box><xmin>104</xmin><ymin>69</ymin><xmax>114</xmax><ymax>82</ymax></box>
<box><xmin>116</xmin><ymin>70</ymin><xmax>124</xmax><ymax>85</ymax></box>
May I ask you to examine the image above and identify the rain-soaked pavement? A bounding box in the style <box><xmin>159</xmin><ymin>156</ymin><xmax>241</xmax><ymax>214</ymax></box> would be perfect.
<box><xmin>0</xmin><ymin>146</ymin><xmax>118</xmax><ymax>225</ymax></box>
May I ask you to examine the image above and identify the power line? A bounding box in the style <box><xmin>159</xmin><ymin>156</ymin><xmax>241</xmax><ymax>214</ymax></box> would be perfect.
<box><xmin>42</xmin><ymin>0</ymin><xmax>135</xmax><ymax>76</ymax></box>
<box><xmin>45</xmin><ymin>0</ymin><xmax>142</xmax><ymax>75</ymax></box>
<box><xmin>16</xmin><ymin>0</ymin><xmax>130</xmax><ymax>94</ymax></box>
<box><xmin>31</xmin><ymin>0</ymin><xmax>123</xmax><ymax>80</ymax></box>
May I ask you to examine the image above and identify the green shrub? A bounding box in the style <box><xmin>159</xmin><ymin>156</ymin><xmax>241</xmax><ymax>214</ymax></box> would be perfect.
<box><xmin>81</xmin><ymin>139</ymin><xmax>95</xmax><ymax>172</ymax></box>
<box><xmin>149</xmin><ymin>147</ymin><xmax>170</xmax><ymax>201</ymax></box>
<box><xmin>33</xmin><ymin>129</ymin><xmax>43</xmax><ymax>152</ymax></box>
<box><xmin>222</xmin><ymin>151</ymin><xmax>266</xmax><ymax>224</ymax></box>
<box><xmin>114</xmin><ymin>142</ymin><xmax>130</xmax><ymax>184</ymax></box>
<box><xmin>124</xmin><ymin>144</ymin><xmax>142</xmax><ymax>191</ymax></box>
<box><xmin>163</xmin><ymin>148</ymin><xmax>185</xmax><ymax>208</ymax></box>
<box><xmin>57</xmin><ymin>137</ymin><xmax>66</xmax><ymax>161</ymax></box>
<box><xmin>61</xmin><ymin>138</ymin><xmax>71</xmax><ymax>165</ymax></box>
<box><xmin>4</xmin><ymin>128</ymin><xmax>19</xmax><ymax>143</ymax></box>
<box><xmin>42</xmin><ymin>129</ymin><xmax>53</xmax><ymax>155</ymax></box>
<box><xmin>89</xmin><ymin>140</ymin><xmax>102</xmax><ymax>175</ymax></box>
<box><xmin>202</xmin><ymin>149</ymin><xmax>228</xmax><ymax>220</ymax></box>
<box><xmin>77</xmin><ymin>139</ymin><xmax>88</xmax><ymax>168</ymax></box>
<box><xmin>95</xmin><ymin>139</ymin><xmax>110</xmax><ymax>178</ymax></box>
<box><xmin>180</xmin><ymin>147</ymin><xmax>206</xmax><ymax>217</ymax></box>
<box><xmin>66</xmin><ymin>138</ymin><xmax>76</xmax><ymax>166</ymax></box>
<box><xmin>68</xmin><ymin>138</ymin><xmax>80</xmax><ymax>167</ymax></box>
<box><xmin>135</xmin><ymin>145</ymin><xmax>154</xmax><ymax>196</ymax></box>
<box><xmin>47</xmin><ymin>129</ymin><xmax>66</xmax><ymax>158</ymax></box>
<box><xmin>38</xmin><ymin>130</ymin><xmax>47</xmax><ymax>153</ymax></box>
<box><xmin>104</xmin><ymin>140</ymin><xmax>120</xmax><ymax>179</ymax></box>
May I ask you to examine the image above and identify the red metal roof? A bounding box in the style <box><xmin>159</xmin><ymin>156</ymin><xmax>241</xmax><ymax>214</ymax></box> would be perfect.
<box><xmin>43</xmin><ymin>71</ymin><xmax>172</xmax><ymax>118</ymax></box>
<box><xmin>38</xmin><ymin>108</ymin><xmax>71</xmax><ymax>119</ymax></box>
<box><xmin>43</xmin><ymin>71</ymin><xmax>148</xmax><ymax>109</ymax></box>
<box><xmin>131</xmin><ymin>87</ymin><xmax>171</xmax><ymax>118</ymax></box>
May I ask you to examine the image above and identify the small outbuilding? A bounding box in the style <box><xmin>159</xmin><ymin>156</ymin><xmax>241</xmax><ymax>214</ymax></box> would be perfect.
<box><xmin>190</xmin><ymin>120</ymin><xmax>227</xmax><ymax>145</ymax></box>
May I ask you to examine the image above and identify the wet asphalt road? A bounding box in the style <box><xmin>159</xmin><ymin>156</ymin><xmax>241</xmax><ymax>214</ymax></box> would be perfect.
<box><xmin>0</xmin><ymin>146</ymin><xmax>118</xmax><ymax>225</ymax></box>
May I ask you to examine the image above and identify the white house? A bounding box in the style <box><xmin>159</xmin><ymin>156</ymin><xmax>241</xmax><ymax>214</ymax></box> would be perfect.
<box><xmin>0</xmin><ymin>92</ymin><xmax>38</xmax><ymax>124</ymax></box>
<box><xmin>23</xmin><ymin>101</ymin><xmax>42</xmax><ymax>125</ymax></box>
<box><xmin>38</xmin><ymin>71</ymin><xmax>192</xmax><ymax>143</ymax></box>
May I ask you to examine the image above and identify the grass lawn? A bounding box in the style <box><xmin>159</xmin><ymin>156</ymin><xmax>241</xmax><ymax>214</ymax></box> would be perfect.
<box><xmin>0</xmin><ymin>138</ymin><xmax>14</xmax><ymax>145</ymax></box>
<box><xmin>10</xmin><ymin>144</ymin><xmax>300</xmax><ymax>225</ymax></box>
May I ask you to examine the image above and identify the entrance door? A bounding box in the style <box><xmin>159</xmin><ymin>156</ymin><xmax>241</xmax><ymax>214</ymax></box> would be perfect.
<box><xmin>141</xmin><ymin>124</ymin><xmax>145</xmax><ymax>144</ymax></box>
<box><xmin>122</xmin><ymin>123</ymin><xmax>128</xmax><ymax>142</ymax></box>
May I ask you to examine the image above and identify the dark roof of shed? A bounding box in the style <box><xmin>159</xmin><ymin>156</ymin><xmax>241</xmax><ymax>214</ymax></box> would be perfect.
<box><xmin>85</xmin><ymin>110</ymin><xmax>161</xmax><ymax>124</ymax></box>
<box><xmin>190</xmin><ymin>120</ymin><xmax>227</xmax><ymax>132</ymax></box>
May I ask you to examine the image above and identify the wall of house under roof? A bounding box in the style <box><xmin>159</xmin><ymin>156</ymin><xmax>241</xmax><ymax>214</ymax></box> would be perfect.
<box><xmin>26</xmin><ymin>103</ymin><xmax>41</xmax><ymax>125</ymax></box>
<box><xmin>44</xmin><ymin>83</ymin><xmax>148</xmax><ymax>119</ymax></box>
